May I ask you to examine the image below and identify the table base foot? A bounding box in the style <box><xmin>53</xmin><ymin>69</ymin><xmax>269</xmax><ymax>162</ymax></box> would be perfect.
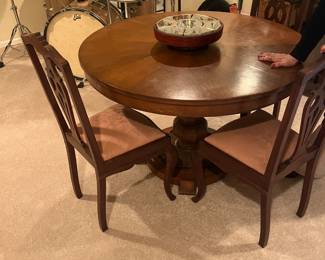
<box><xmin>149</xmin><ymin>156</ymin><xmax>225</xmax><ymax>195</ymax></box>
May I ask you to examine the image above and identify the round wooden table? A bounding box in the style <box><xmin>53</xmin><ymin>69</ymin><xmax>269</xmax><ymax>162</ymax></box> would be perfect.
<box><xmin>79</xmin><ymin>12</ymin><xmax>301</xmax><ymax>195</ymax></box>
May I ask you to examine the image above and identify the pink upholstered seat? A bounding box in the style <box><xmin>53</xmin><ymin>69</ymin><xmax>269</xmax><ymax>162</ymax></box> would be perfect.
<box><xmin>205</xmin><ymin>110</ymin><xmax>299</xmax><ymax>174</ymax></box>
<box><xmin>79</xmin><ymin>104</ymin><xmax>166</xmax><ymax>160</ymax></box>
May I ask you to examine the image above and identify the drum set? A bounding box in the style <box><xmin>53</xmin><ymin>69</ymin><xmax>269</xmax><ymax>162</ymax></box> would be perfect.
<box><xmin>0</xmin><ymin>0</ymin><xmax>174</xmax><ymax>85</ymax></box>
<box><xmin>43</xmin><ymin>0</ymin><xmax>174</xmax><ymax>85</ymax></box>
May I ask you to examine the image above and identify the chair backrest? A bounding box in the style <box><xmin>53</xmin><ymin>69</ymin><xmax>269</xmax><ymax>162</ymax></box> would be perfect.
<box><xmin>22</xmin><ymin>32</ymin><xmax>102</xmax><ymax>163</ymax></box>
<box><xmin>265</xmin><ymin>58</ymin><xmax>325</xmax><ymax>181</ymax></box>
<box><xmin>250</xmin><ymin>0</ymin><xmax>303</xmax><ymax>30</ymax></box>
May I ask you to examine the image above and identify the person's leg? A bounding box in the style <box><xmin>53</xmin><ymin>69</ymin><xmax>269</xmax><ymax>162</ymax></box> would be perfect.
<box><xmin>198</xmin><ymin>0</ymin><xmax>210</xmax><ymax>11</ymax></box>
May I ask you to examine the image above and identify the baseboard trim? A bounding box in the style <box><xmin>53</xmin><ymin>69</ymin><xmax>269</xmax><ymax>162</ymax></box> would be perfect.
<box><xmin>0</xmin><ymin>37</ymin><xmax>22</xmax><ymax>49</ymax></box>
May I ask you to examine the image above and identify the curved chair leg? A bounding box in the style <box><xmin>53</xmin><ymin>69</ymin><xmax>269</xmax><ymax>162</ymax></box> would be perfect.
<box><xmin>259</xmin><ymin>191</ymin><xmax>272</xmax><ymax>248</ymax></box>
<box><xmin>191</xmin><ymin>153</ymin><xmax>206</xmax><ymax>203</ymax></box>
<box><xmin>164</xmin><ymin>145</ymin><xmax>178</xmax><ymax>201</ymax></box>
<box><xmin>97</xmin><ymin>177</ymin><xmax>108</xmax><ymax>231</ymax></box>
<box><xmin>297</xmin><ymin>156</ymin><xmax>318</xmax><ymax>218</ymax></box>
<box><xmin>65</xmin><ymin>142</ymin><xmax>82</xmax><ymax>198</ymax></box>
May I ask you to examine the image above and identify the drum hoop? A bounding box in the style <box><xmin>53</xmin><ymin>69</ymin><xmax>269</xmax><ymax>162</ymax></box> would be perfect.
<box><xmin>44</xmin><ymin>6</ymin><xmax>108</xmax><ymax>38</ymax></box>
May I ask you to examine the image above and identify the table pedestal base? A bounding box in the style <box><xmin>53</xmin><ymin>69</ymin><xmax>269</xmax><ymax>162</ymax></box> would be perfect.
<box><xmin>149</xmin><ymin>117</ymin><xmax>225</xmax><ymax>196</ymax></box>
<box><xmin>149</xmin><ymin>157</ymin><xmax>225</xmax><ymax>195</ymax></box>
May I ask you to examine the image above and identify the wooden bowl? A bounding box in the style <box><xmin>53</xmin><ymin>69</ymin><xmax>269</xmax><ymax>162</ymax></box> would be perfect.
<box><xmin>154</xmin><ymin>14</ymin><xmax>224</xmax><ymax>50</ymax></box>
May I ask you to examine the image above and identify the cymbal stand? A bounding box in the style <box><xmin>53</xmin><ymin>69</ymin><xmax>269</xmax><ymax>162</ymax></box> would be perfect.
<box><xmin>0</xmin><ymin>0</ymin><xmax>31</xmax><ymax>68</ymax></box>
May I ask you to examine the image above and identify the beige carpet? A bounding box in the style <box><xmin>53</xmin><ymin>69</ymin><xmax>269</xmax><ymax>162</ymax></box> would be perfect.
<box><xmin>1</xmin><ymin>46</ymin><xmax>325</xmax><ymax>260</ymax></box>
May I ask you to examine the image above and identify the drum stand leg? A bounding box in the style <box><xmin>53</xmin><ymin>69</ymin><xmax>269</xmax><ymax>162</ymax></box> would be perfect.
<box><xmin>106</xmin><ymin>0</ymin><xmax>112</xmax><ymax>24</ymax></box>
<box><xmin>171</xmin><ymin>0</ymin><xmax>175</xmax><ymax>12</ymax></box>
<box><xmin>0</xmin><ymin>0</ymin><xmax>31</xmax><ymax>68</ymax></box>
<box><xmin>119</xmin><ymin>2</ymin><xmax>129</xmax><ymax>19</ymax></box>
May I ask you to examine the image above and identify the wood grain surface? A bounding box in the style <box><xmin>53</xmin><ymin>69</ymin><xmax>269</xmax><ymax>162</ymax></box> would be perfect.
<box><xmin>79</xmin><ymin>12</ymin><xmax>301</xmax><ymax>117</ymax></box>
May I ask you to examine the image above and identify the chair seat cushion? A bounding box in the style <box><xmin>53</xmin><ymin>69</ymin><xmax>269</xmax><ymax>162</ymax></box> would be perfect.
<box><xmin>79</xmin><ymin>104</ymin><xmax>165</xmax><ymax>161</ymax></box>
<box><xmin>204</xmin><ymin>110</ymin><xmax>299</xmax><ymax>174</ymax></box>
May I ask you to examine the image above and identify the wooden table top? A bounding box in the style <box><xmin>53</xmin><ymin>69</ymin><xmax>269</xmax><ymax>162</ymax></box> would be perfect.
<box><xmin>79</xmin><ymin>12</ymin><xmax>301</xmax><ymax>117</ymax></box>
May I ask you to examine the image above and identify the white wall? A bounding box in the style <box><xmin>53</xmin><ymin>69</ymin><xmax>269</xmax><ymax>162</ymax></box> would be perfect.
<box><xmin>181</xmin><ymin>0</ymin><xmax>205</xmax><ymax>10</ymax></box>
<box><xmin>0</xmin><ymin>0</ymin><xmax>47</xmax><ymax>47</ymax></box>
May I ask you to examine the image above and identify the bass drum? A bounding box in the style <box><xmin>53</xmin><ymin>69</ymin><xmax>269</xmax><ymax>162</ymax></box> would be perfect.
<box><xmin>45</xmin><ymin>0</ymin><xmax>122</xmax><ymax>78</ymax></box>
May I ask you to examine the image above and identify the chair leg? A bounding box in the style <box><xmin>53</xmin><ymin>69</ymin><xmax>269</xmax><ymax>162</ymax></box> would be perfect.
<box><xmin>191</xmin><ymin>154</ymin><xmax>206</xmax><ymax>203</ymax></box>
<box><xmin>272</xmin><ymin>101</ymin><xmax>281</xmax><ymax>119</ymax></box>
<box><xmin>259</xmin><ymin>191</ymin><xmax>272</xmax><ymax>248</ymax></box>
<box><xmin>164</xmin><ymin>145</ymin><xmax>178</xmax><ymax>201</ymax></box>
<box><xmin>240</xmin><ymin>111</ymin><xmax>251</xmax><ymax>118</ymax></box>
<box><xmin>297</xmin><ymin>157</ymin><xmax>318</xmax><ymax>218</ymax></box>
<box><xmin>97</xmin><ymin>177</ymin><xmax>108</xmax><ymax>232</ymax></box>
<box><xmin>65</xmin><ymin>142</ymin><xmax>82</xmax><ymax>199</ymax></box>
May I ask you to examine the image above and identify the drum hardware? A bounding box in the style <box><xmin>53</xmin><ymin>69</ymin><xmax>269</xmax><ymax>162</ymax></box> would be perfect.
<box><xmin>77</xmin><ymin>78</ymin><xmax>87</xmax><ymax>88</ymax></box>
<box><xmin>107</xmin><ymin>0</ymin><xmax>113</xmax><ymax>23</ymax></box>
<box><xmin>0</xmin><ymin>0</ymin><xmax>31</xmax><ymax>68</ymax></box>
<box><xmin>170</xmin><ymin>0</ymin><xmax>175</xmax><ymax>12</ymax></box>
<box><xmin>44</xmin><ymin>0</ymin><xmax>122</xmax><ymax>85</ymax></box>
<box><xmin>43</xmin><ymin>0</ymin><xmax>164</xmax><ymax>86</ymax></box>
<box><xmin>123</xmin><ymin>1</ymin><xmax>139</xmax><ymax>18</ymax></box>
<box><xmin>73</xmin><ymin>13</ymin><xmax>82</xmax><ymax>20</ymax></box>
<box><xmin>111</xmin><ymin>0</ymin><xmax>162</xmax><ymax>19</ymax></box>
<box><xmin>43</xmin><ymin>0</ymin><xmax>74</xmax><ymax>20</ymax></box>
<box><xmin>110</xmin><ymin>0</ymin><xmax>140</xmax><ymax>19</ymax></box>
<box><xmin>155</xmin><ymin>0</ymin><xmax>165</xmax><ymax>12</ymax></box>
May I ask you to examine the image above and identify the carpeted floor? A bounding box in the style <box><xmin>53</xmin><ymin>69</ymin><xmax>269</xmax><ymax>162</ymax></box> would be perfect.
<box><xmin>1</xmin><ymin>46</ymin><xmax>325</xmax><ymax>260</ymax></box>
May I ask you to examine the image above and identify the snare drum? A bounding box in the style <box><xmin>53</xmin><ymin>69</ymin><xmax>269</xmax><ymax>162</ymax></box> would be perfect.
<box><xmin>45</xmin><ymin>0</ymin><xmax>122</xmax><ymax>78</ymax></box>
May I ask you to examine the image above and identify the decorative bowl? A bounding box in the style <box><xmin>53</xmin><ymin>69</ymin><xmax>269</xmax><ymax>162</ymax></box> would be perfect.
<box><xmin>154</xmin><ymin>14</ymin><xmax>223</xmax><ymax>50</ymax></box>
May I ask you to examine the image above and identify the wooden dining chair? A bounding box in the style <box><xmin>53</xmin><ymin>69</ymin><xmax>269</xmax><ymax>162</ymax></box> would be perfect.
<box><xmin>22</xmin><ymin>32</ymin><xmax>177</xmax><ymax>231</ymax></box>
<box><xmin>167</xmin><ymin>58</ymin><xmax>325</xmax><ymax>247</ymax></box>
<box><xmin>250</xmin><ymin>0</ymin><xmax>304</xmax><ymax>30</ymax></box>
<box><xmin>249</xmin><ymin>0</ymin><xmax>306</xmax><ymax>119</ymax></box>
